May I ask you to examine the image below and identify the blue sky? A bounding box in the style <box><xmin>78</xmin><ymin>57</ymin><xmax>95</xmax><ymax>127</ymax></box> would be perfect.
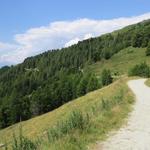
<box><xmin>0</xmin><ymin>0</ymin><xmax>150</xmax><ymax>42</ymax></box>
<box><xmin>0</xmin><ymin>0</ymin><xmax>150</xmax><ymax>66</ymax></box>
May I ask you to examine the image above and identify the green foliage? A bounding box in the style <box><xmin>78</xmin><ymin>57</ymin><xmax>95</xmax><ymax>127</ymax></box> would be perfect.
<box><xmin>0</xmin><ymin>19</ymin><xmax>150</xmax><ymax>129</ymax></box>
<box><xmin>103</xmin><ymin>49</ymin><xmax>112</xmax><ymax>59</ymax></box>
<box><xmin>77</xmin><ymin>73</ymin><xmax>99</xmax><ymax>96</ymax></box>
<box><xmin>132</xmin><ymin>33</ymin><xmax>143</xmax><ymax>47</ymax></box>
<box><xmin>131</xmin><ymin>20</ymin><xmax>150</xmax><ymax>48</ymax></box>
<box><xmin>7</xmin><ymin>83</ymin><xmax>130</xmax><ymax>150</ymax></box>
<box><xmin>0</xmin><ymin>71</ymin><xmax>98</xmax><ymax>129</ymax></box>
<box><xmin>0</xmin><ymin>105</ymin><xmax>11</xmax><ymax>128</ymax></box>
<box><xmin>76</xmin><ymin>74</ymin><xmax>89</xmax><ymax>97</ymax></box>
<box><xmin>146</xmin><ymin>42</ymin><xmax>150</xmax><ymax>56</ymax></box>
<box><xmin>47</xmin><ymin>110</ymin><xmax>90</xmax><ymax>143</ymax></box>
<box><xmin>129</xmin><ymin>62</ymin><xmax>150</xmax><ymax>77</ymax></box>
<box><xmin>86</xmin><ymin>74</ymin><xmax>99</xmax><ymax>92</ymax></box>
<box><xmin>12</xmin><ymin>127</ymin><xmax>37</xmax><ymax>150</ymax></box>
<box><xmin>101</xmin><ymin>69</ymin><xmax>113</xmax><ymax>86</ymax></box>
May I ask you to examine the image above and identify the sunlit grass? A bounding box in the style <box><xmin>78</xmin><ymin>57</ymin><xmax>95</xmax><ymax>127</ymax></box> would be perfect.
<box><xmin>85</xmin><ymin>47</ymin><xmax>148</xmax><ymax>76</ymax></box>
<box><xmin>0</xmin><ymin>77</ymin><xmax>135</xmax><ymax>149</ymax></box>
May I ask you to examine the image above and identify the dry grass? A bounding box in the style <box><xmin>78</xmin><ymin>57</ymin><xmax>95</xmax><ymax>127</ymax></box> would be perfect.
<box><xmin>0</xmin><ymin>46</ymin><xmax>144</xmax><ymax>149</ymax></box>
<box><xmin>0</xmin><ymin>77</ymin><xmax>135</xmax><ymax>150</ymax></box>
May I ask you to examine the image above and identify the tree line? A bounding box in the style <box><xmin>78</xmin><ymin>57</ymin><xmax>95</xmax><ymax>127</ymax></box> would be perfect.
<box><xmin>0</xmin><ymin>19</ymin><xmax>150</xmax><ymax>128</ymax></box>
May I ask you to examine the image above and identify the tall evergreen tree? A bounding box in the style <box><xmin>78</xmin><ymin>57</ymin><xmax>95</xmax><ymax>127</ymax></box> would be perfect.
<box><xmin>86</xmin><ymin>74</ymin><xmax>98</xmax><ymax>92</ymax></box>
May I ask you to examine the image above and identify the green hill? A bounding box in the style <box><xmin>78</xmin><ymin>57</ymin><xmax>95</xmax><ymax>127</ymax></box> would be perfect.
<box><xmin>0</xmin><ymin>77</ymin><xmax>134</xmax><ymax>150</ymax></box>
<box><xmin>0</xmin><ymin>45</ymin><xmax>148</xmax><ymax>149</ymax></box>
<box><xmin>0</xmin><ymin>19</ymin><xmax>150</xmax><ymax>129</ymax></box>
<box><xmin>86</xmin><ymin>46</ymin><xmax>149</xmax><ymax>75</ymax></box>
<box><xmin>0</xmin><ymin>19</ymin><xmax>150</xmax><ymax>149</ymax></box>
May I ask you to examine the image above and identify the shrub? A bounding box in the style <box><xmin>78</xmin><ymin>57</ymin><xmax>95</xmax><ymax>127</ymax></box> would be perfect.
<box><xmin>129</xmin><ymin>62</ymin><xmax>150</xmax><ymax>77</ymax></box>
<box><xmin>11</xmin><ymin>127</ymin><xmax>37</xmax><ymax>150</ymax></box>
<box><xmin>101</xmin><ymin>98</ymin><xmax>110</xmax><ymax>110</ymax></box>
<box><xmin>47</xmin><ymin>110</ymin><xmax>90</xmax><ymax>142</ymax></box>
<box><xmin>104</xmin><ymin>49</ymin><xmax>111</xmax><ymax>59</ymax></box>
<box><xmin>101</xmin><ymin>69</ymin><xmax>113</xmax><ymax>86</ymax></box>
<box><xmin>86</xmin><ymin>74</ymin><xmax>98</xmax><ymax>93</ymax></box>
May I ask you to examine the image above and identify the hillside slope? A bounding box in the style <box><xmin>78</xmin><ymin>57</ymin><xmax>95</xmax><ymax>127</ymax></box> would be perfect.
<box><xmin>0</xmin><ymin>19</ymin><xmax>150</xmax><ymax>129</ymax></box>
<box><xmin>1</xmin><ymin>45</ymin><xmax>147</xmax><ymax>149</ymax></box>
<box><xmin>95</xmin><ymin>79</ymin><xmax>150</xmax><ymax>149</ymax></box>
<box><xmin>0</xmin><ymin>77</ymin><xmax>134</xmax><ymax>150</ymax></box>
<box><xmin>86</xmin><ymin>46</ymin><xmax>149</xmax><ymax>75</ymax></box>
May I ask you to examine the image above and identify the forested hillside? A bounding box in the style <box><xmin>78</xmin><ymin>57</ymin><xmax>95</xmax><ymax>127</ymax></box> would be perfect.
<box><xmin>0</xmin><ymin>19</ymin><xmax>150</xmax><ymax>129</ymax></box>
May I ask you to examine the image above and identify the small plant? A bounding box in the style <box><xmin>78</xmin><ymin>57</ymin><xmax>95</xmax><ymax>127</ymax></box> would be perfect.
<box><xmin>47</xmin><ymin>110</ymin><xmax>90</xmax><ymax>143</ymax></box>
<box><xmin>127</xmin><ymin>49</ymin><xmax>133</xmax><ymax>54</ymax></box>
<box><xmin>67</xmin><ymin>110</ymin><xmax>90</xmax><ymax>130</ymax></box>
<box><xmin>128</xmin><ymin>62</ymin><xmax>150</xmax><ymax>77</ymax></box>
<box><xmin>101</xmin><ymin>98</ymin><xmax>110</xmax><ymax>110</ymax></box>
<box><xmin>12</xmin><ymin>126</ymin><xmax>37</xmax><ymax>150</ymax></box>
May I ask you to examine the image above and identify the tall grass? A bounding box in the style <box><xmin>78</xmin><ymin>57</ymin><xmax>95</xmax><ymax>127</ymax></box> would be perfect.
<box><xmin>47</xmin><ymin>110</ymin><xmax>90</xmax><ymax>143</ymax></box>
<box><xmin>11</xmin><ymin>127</ymin><xmax>38</xmax><ymax>150</ymax></box>
<box><xmin>8</xmin><ymin>86</ymin><xmax>132</xmax><ymax>150</ymax></box>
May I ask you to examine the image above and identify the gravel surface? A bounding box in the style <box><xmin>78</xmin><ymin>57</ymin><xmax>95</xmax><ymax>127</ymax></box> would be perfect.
<box><xmin>95</xmin><ymin>79</ymin><xmax>150</xmax><ymax>150</ymax></box>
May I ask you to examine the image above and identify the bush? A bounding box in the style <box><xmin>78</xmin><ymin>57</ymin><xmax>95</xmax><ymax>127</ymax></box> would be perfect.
<box><xmin>86</xmin><ymin>74</ymin><xmax>98</xmax><ymax>92</ymax></box>
<box><xmin>129</xmin><ymin>62</ymin><xmax>150</xmax><ymax>77</ymax></box>
<box><xmin>101</xmin><ymin>69</ymin><xmax>113</xmax><ymax>86</ymax></box>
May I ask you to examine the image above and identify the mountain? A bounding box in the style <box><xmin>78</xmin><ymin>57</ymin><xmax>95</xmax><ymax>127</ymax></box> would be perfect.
<box><xmin>0</xmin><ymin>19</ymin><xmax>150</xmax><ymax>130</ymax></box>
<box><xmin>0</xmin><ymin>77</ymin><xmax>134</xmax><ymax>150</ymax></box>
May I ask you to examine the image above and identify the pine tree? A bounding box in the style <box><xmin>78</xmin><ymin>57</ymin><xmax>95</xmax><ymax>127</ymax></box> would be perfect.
<box><xmin>86</xmin><ymin>74</ymin><xmax>98</xmax><ymax>92</ymax></box>
<box><xmin>77</xmin><ymin>74</ymin><xmax>89</xmax><ymax>96</ymax></box>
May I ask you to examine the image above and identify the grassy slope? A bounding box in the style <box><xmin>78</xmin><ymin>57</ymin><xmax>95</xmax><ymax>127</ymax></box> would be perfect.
<box><xmin>0</xmin><ymin>46</ymin><xmax>148</xmax><ymax>149</ymax></box>
<box><xmin>85</xmin><ymin>47</ymin><xmax>149</xmax><ymax>76</ymax></box>
<box><xmin>0</xmin><ymin>77</ymin><xmax>134</xmax><ymax>150</ymax></box>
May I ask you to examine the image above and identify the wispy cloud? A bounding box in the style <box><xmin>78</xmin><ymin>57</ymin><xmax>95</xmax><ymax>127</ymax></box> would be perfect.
<box><xmin>0</xmin><ymin>13</ymin><xmax>150</xmax><ymax>66</ymax></box>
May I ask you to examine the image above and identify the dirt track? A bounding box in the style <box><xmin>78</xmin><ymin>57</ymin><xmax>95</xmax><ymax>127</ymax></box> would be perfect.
<box><xmin>96</xmin><ymin>79</ymin><xmax>150</xmax><ymax>150</ymax></box>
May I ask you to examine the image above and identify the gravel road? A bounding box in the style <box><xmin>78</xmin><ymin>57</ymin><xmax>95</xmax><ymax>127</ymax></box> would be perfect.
<box><xmin>95</xmin><ymin>79</ymin><xmax>150</xmax><ymax>150</ymax></box>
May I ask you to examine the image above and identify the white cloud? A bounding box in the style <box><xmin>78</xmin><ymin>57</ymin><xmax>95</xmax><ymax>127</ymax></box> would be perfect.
<box><xmin>0</xmin><ymin>12</ymin><xmax>150</xmax><ymax>66</ymax></box>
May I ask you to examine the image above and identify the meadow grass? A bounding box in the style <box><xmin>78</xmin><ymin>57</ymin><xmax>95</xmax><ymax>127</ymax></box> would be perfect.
<box><xmin>85</xmin><ymin>47</ymin><xmax>149</xmax><ymax>76</ymax></box>
<box><xmin>0</xmin><ymin>77</ymin><xmax>135</xmax><ymax>150</ymax></box>
<box><xmin>0</xmin><ymin>46</ymin><xmax>143</xmax><ymax>149</ymax></box>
